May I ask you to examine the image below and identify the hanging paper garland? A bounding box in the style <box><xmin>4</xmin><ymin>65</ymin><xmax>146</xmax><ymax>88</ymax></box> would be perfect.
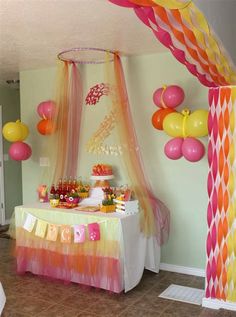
<box><xmin>85</xmin><ymin>83</ymin><xmax>110</xmax><ymax>105</ymax></box>
<box><xmin>85</xmin><ymin>83</ymin><xmax>122</xmax><ymax>156</ymax></box>
<box><xmin>22</xmin><ymin>211</ymin><xmax>103</xmax><ymax>243</ymax></box>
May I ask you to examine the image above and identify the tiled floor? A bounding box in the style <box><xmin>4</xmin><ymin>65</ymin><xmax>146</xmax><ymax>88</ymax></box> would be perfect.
<box><xmin>1</xmin><ymin>237</ymin><xmax>236</xmax><ymax>317</ymax></box>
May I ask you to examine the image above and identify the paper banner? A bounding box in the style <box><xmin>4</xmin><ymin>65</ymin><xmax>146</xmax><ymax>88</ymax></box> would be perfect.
<box><xmin>35</xmin><ymin>219</ymin><xmax>48</xmax><ymax>238</ymax></box>
<box><xmin>74</xmin><ymin>224</ymin><xmax>86</xmax><ymax>243</ymax></box>
<box><xmin>23</xmin><ymin>214</ymin><xmax>36</xmax><ymax>232</ymax></box>
<box><xmin>61</xmin><ymin>225</ymin><xmax>71</xmax><ymax>243</ymax></box>
<box><xmin>88</xmin><ymin>223</ymin><xmax>100</xmax><ymax>241</ymax></box>
<box><xmin>46</xmin><ymin>224</ymin><xmax>59</xmax><ymax>242</ymax></box>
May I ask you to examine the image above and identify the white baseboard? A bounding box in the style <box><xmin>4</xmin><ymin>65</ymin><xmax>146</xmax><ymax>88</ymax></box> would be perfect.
<box><xmin>202</xmin><ymin>297</ymin><xmax>236</xmax><ymax>311</ymax></box>
<box><xmin>160</xmin><ymin>263</ymin><xmax>205</xmax><ymax>277</ymax></box>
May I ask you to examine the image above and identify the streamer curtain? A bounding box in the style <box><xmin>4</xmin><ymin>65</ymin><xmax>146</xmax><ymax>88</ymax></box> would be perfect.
<box><xmin>109</xmin><ymin>0</ymin><xmax>236</xmax><ymax>87</ymax></box>
<box><xmin>106</xmin><ymin>53</ymin><xmax>170</xmax><ymax>243</ymax></box>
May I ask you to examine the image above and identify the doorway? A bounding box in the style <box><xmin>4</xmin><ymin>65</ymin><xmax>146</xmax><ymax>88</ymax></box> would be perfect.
<box><xmin>0</xmin><ymin>105</ymin><xmax>5</xmax><ymax>225</ymax></box>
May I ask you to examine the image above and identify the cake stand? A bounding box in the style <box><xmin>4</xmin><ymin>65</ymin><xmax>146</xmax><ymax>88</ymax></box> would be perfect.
<box><xmin>90</xmin><ymin>175</ymin><xmax>114</xmax><ymax>188</ymax></box>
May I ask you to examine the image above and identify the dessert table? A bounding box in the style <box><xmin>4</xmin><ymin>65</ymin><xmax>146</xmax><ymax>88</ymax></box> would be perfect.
<box><xmin>15</xmin><ymin>203</ymin><xmax>160</xmax><ymax>293</ymax></box>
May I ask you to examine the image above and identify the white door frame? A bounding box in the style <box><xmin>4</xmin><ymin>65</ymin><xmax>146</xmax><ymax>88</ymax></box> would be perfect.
<box><xmin>0</xmin><ymin>105</ymin><xmax>6</xmax><ymax>225</ymax></box>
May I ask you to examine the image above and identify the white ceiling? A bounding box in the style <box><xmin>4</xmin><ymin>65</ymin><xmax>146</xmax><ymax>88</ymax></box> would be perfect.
<box><xmin>0</xmin><ymin>0</ymin><xmax>235</xmax><ymax>87</ymax></box>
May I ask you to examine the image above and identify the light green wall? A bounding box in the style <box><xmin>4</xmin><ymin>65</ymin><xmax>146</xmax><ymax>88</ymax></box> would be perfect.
<box><xmin>0</xmin><ymin>85</ymin><xmax>22</xmax><ymax>220</ymax></box>
<box><xmin>20</xmin><ymin>52</ymin><xmax>208</xmax><ymax>269</ymax></box>
<box><xmin>123</xmin><ymin>53</ymin><xmax>208</xmax><ymax>269</ymax></box>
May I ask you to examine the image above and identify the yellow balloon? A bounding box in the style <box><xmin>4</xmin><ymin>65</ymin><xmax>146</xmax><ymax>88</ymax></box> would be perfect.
<box><xmin>185</xmin><ymin>110</ymin><xmax>209</xmax><ymax>137</ymax></box>
<box><xmin>2</xmin><ymin>121</ymin><xmax>22</xmax><ymax>142</ymax></box>
<box><xmin>2</xmin><ymin>120</ymin><xmax>29</xmax><ymax>142</ymax></box>
<box><xmin>163</xmin><ymin>112</ymin><xmax>183</xmax><ymax>137</ymax></box>
<box><xmin>17</xmin><ymin>120</ymin><xmax>29</xmax><ymax>141</ymax></box>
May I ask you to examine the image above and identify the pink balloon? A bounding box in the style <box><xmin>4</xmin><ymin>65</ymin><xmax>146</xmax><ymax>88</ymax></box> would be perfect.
<box><xmin>37</xmin><ymin>100</ymin><xmax>56</xmax><ymax>119</ymax></box>
<box><xmin>162</xmin><ymin>85</ymin><xmax>185</xmax><ymax>108</ymax></box>
<box><xmin>164</xmin><ymin>137</ymin><xmax>184</xmax><ymax>160</ymax></box>
<box><xmin>153</xmin><ymin>87</ymin><xmax>164</xmax><ymax>108</ymax></box>
<box><xmin>9</xmin><ymin>141</ymin><xmax>32</xmax><ymax>161</ymax></box>
<box><xmin>182</xmin><ymin>137</ymin><xmax>205</xmax><ymax>162</ymax></box>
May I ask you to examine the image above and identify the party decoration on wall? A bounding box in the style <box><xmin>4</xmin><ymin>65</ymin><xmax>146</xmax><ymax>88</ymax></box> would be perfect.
<box><xmin>8</xmin><ymin>141</ymin><xmax>32</xmax><ymax>161</ymax></box>
<box><xmin>85</xmin><ymin>83</ymin><xmax>110</xmax><ymax>105</ymax></box>
<box><xmin>152</xmin><ymin>108</ymin><xmax>176</xmax><ymax>130</ymax></box>
<box><xmin>37</xmin><ymin>119</ymin><xmax>55</xmax><ymax>135</ymax></box>
<box><xmin>152</xmin><ymin>84</ymin><xmax>184</xmax><ymax>131</ymax></box>
<box><xmin>22</xmin><ymin>211</ymin><xmax>102</xmax><ymax>243</ymax></box>
<box><xmin>85</xmin><ymin>83</ymin><xmax>122</xmax><ymax>155</ymax></box>
<box><xmin>163</xmin><ymin>109</ymin><xmax>208</xmax><ymax>138</ymax></box>
<box><xmin>2</xmin><ymin>120</ymin><xmax>29</xmax><ymax>142</ymax></box>
<box><xmin>164</xmin><ymin>137</ymin><xmax>205</xmax><ymax>162</ymax></box>
<box><xmin>153</xmin><ymin>85</ymin><xmax>185</xmax><ymax>109</ymax></box>
<box><xmin>36</xmin><ymin>100</ymin><xmax>56</xmax><ymax>135</ymax></box>
<box><xmin>86</xmin><ymin>109</ymin><xmax>122</xmax><ymax>155</ymax></box>
<box><xmin>151</xmin><ymin>83</ymin><xmax>208</xmax><ymax>162</ymax></box>
<box><xmin>2</xmin><ymin>119</ymin><xmax>32</xmax><ymax>161</ymax></box>
<box><xmin>109</xmin><ymin>0</ymin><xmax>236</xmax><ymax>86</ymax></box>
<box><xmin>206</xmin><ymin>86</ymin><xmax>236</xmax><ymax>303</ymax></box>
<box><xmin>37</xmin><ymin>100</ymin><xmax>56</xmax><ymax>119</ymax></box>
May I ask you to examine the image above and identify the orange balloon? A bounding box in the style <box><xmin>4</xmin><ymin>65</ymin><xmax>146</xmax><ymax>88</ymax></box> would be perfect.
<box><xmin>37</xmin><ymin>119</ymin><xmax>55</xmax><ymax>135</ymax></box>
<box><xmin>151</xmin><ymin>108</ymin><xmax>175</xmax><ymax>130</ymax></box>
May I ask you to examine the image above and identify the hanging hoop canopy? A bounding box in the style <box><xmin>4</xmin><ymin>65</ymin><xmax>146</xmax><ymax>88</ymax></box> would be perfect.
<box><xmin>57</xmin><ymin>47</ymin><xmax>117</xmax><ymax>64</ymax></box>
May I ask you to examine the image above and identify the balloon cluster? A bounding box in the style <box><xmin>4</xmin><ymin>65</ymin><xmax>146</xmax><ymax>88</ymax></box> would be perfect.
<box><xmin>2</xmin><ymin>120</ymin><xmax>32</xmax><ymax>161</ymax></box>
<box><xmin>152</xmin><ymin>85</ymin><xmax>208</xmax><ymax>162</ymax></box>
<box><xmin>36</xmin><ymin>100</ymin><xmax>56</xmax><ymax>135</ymax></box>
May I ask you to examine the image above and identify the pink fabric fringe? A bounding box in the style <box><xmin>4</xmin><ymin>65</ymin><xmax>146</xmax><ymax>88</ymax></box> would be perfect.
<box><xmin>16</xmin><ymin>246</ymin><xmax>122</xmax><ymax>293</ymax></box>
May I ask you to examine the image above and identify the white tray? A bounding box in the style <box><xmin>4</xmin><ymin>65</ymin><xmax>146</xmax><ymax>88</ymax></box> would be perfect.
<box><xmin>90</xmin><ymin>175</ymin><xmax>114</xmax><ymax>180</ymax></box>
